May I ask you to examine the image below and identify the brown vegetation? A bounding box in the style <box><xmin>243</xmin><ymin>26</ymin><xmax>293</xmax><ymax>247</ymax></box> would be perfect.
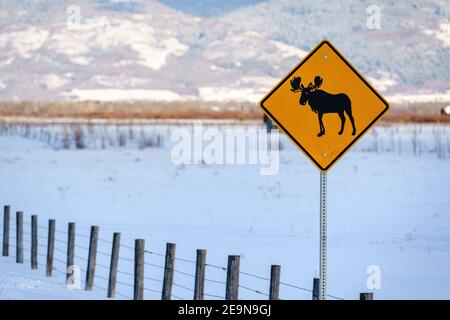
<box><xmin>0</xmin><ymin>100</ymin><xmax>260</xmax><ymax>121</ymax></box>
<box><xmin>0</xmin><ymin>101</ymin><xmax>448</xmax><ymax>123</ymax></box>
<box><xmin>382</xmin><ymin>113</ymin><xmax>450</xmax><ymax>123</ymax></box>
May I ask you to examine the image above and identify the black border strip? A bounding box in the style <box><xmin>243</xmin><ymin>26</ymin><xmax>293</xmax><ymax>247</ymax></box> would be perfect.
<box><xmin>259</xmin><ymin>40</ymin><xmax>390</xmax><ymax>172</ymax></box>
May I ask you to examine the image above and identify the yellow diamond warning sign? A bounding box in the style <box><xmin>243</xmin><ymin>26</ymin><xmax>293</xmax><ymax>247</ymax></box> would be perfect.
<box><xmin>260</xmin><ymin>40</ymin><xmax>389</xmax><ymax>172</ymax></box>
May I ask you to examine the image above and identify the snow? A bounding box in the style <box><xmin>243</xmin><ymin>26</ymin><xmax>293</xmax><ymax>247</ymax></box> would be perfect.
<box><xmin>387</xmin><ymin>90</ymin><xmax>450</xmax><ymax>104</ymax></box>
<box><xmin>271</xmin><ymin>40</ymin><xmax>307</xmax><ymax>59</ymax></box>
<box><xmin>37</xmin><ymin>74</ymin><xmax>69</xmax><ymax>90</ymax></box>
<box><xmin>202</xmin><ymin>30</ymin><xmax>305</xmax><ymax>67</ymax></box>
<box><xmin>91</xmin><ymin>75</ymin><xmax>149</xmax><ymax>88</ymax></box>
<box><xmin>423</xmin><ymin>23</ymin><xmax>450</xmax><ymax>47</ymax></box>
<box><xmin>237</xmin><ymin>31</ymin><xmax>307</xmax><ymax>59</ymax></box>
<box><xmin>70</xmin><ymin>56</ymin><xmax>92</xmax><ymax>66</ymax></box>
<box><xmin>0</xmin><ymin>57</ymin><xmax>14</xmax><ymax>66</ymax></box>
<box><xmin>48</xmin><ymin>16</ymin><xmax>188</xmax><ymax>69</ymax></box>
<box><xmin>62</xmin><ymin>89</ymin><xmax>184</xmax><ymax>101</ymax></box>
<box><xmin>0</xmin><ymin>256</ymin><xmax>106</xmax><ymax>300</ymax></box>
<box><xmin>367</xmin><ymin>72</ymin><xmax>397</xmax><ymax>92</ymax></box>
<box><xmin>0</xmin><ymin>123</ymin><xmax>449</xmax><ymax>300</ymax></box>
<box><xmin>0</xmin><ymin>27</ymin><xmax>49</xmax><ymax>59</ymax></box>
<box><xmin>199</xmin><ymin>86</ymin><xmax>266</xmax><ymax>103</ymax></box>
<box><xmin>240</xmin><ymin>76</ymin><xmax>280</xmax><ymax>88</ymax></box>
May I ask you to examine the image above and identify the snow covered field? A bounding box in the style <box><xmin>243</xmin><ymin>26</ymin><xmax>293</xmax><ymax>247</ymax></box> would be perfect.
<box><xmin>0</xmin><ymin>122</ymin><xmax>449</xmax><ymax>300</ymax></box>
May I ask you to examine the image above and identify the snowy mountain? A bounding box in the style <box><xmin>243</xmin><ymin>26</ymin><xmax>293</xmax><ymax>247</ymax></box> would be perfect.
<box><xmin>221</xmin><ymin>0</ymin><xmax>450</xmax><ymax>95</ymax></box>
<box><xmin>0</xmin><ymin>0</ymin><xmax>448</xmax><ymax>103</ymax></box>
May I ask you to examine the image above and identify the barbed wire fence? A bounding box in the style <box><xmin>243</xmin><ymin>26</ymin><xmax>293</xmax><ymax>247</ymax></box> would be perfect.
<box><xmin>1</xmin><ymin>205</ymin><xmax>352</xmax><ymax>301</ymax></box>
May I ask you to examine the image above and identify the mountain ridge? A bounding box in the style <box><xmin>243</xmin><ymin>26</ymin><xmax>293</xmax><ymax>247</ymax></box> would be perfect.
<box><xmin>0</xmin><ymin>0</ymin><xmax>448</xmax><ymax>103</ymax></box>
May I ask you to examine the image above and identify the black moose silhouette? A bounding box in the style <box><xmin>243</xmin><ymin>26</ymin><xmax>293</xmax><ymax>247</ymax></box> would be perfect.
<box><xmin>290</xmin><ymin>76</ymin><xmax>356</xmax><ymax>137</ymax></box>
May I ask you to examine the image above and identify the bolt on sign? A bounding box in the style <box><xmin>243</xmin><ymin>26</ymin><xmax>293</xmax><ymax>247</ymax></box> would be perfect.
<box><xmin>260</xmin><ymin>40</ymin><xmax>389</xmax><ymax>172</ymax></box>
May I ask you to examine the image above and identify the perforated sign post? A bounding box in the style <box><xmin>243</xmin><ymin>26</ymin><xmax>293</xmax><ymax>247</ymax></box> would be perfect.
<box><xmin>259</xmin><ymin>40</ymin><xmax>389</xmax><ymax>300</ymax></box>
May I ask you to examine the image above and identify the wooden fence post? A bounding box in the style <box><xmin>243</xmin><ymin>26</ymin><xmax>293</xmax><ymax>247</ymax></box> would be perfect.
<box><xmin>360</xmin><ymin>292</ymin><xmax>373</xmax><ymax>300</ymax></box>
<box><xmin>194</xmin><ymin>249</ymin><xmax>206</xmax><ymax>300</ymax></box>
<box><xmin>85</xmin><ymin>226</ymin><xmax>99</xmax><ymax>291</ymax></box>
<box><xmin>31</xmin><ymin>215</ymin><xmax>38</xmax><ymax>269</ymax></box>
<box><xmin>134</xmin><ymin>239</ymin><xmax>145</xmax><ymax>300</ymax></box>
<box><xmin>226</xmin><ymin>255</ymin><xmax>240</xmax><ymax>300</ymax></box>
<box><xmin>269</xmin><ymin>265</ymin><xmax>281</xmax><ymax>300</ymax></box>
<box><xmin>46</xmin><ymin>219</ymin><xmax>55</xmax><ymax>277</ymax></box>
<box><xmin>312</xmin><ymin>278</ymin><xmax>320</xmax><ymax>300</ymax></box>
<box><xmin>67</xmin><ymin>222</ymin><xmax>75</xmax><ymax>283</ymax></box>
<box><xmin>162</xmin><ymin>243</ymin><xmax>176</xmax><ymax>300</ymax></box>
<box><xmin>108</xmin><ymin>232</ymin><xmax>121</xmax><ymax>298</ymax></box>
<box><xmin>16</xmin><ymin>211</ymin><xmax>23</xmax><ymax>264</ymax></box>
<box><xmin>2</xmin><ymin>205</ymin><xmax>10</xmax><ymax>256</ymax></box>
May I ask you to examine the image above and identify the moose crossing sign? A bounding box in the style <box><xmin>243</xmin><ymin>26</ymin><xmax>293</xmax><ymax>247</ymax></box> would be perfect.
<box><xmin>260</xmin><ymin>40</ymin><xmax>389</xmax><ymax>172</ymax></box>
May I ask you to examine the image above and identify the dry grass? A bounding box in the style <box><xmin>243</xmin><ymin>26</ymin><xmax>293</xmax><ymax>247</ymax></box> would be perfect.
<box><xmin>382</xmin><ymin>113</ymin><xmax>450</xmax><ymax>123</ymax></box>
<box><xmin>0</xmin><ymin>101</ymin><xmax>448</xmax><ymax>123</ymax></box>
<box><xmin>0</xmin><ymin>100</ymin><xmax>260</xmax><ymax>120</ymax></box>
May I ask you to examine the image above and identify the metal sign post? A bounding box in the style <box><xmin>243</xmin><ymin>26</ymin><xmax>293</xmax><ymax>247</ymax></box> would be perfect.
<box><xmin>319</xmin><ymin>172</ymin><xmax>327</xmax><ymax>300</ymax></box>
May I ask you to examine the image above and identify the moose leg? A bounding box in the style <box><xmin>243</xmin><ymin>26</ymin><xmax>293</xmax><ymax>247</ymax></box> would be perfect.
<box><xmin>345</xmin><ymin>107</ymin><xmax>357</xmax><ymax>135</ymax></box>
<box><xmin>338</xmin><ymin>112</ymin><xmax>346</xmax><ymax>135</ymax></box>
<box><xmin>317</xmin><ymin>113</ymin><xmax>325</xmax><ymax>137</ymax></box>
<box><xmin>348</xmin><ymin>114</ymin><xmax>356</xmax><ymax>135</ymax></box>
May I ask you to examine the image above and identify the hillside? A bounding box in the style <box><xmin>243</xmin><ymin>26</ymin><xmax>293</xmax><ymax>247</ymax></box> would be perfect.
<box><xmin>0</xmin><ymin>0</ymin><xmax>448</xmax><ymax>104</ymax></box>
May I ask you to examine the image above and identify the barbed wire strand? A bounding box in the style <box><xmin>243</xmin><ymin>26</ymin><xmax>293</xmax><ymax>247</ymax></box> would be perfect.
<box><xmin>144</xmin><ymin>250</ymin><xmax>164</xmax><ymax>258</ymax></box>
<box><xmin>205</xmin><ymin>278</ymin><xmax>226</xmax><ymax>285</ymax></box>
<box><xmin>145</xmin><ymin>262</ymin><xmax>165</xmax><ymax>270</ymax></box>
<box><xmin>173</xmin><ymin>282</ymin><xmax>194</xmax><ymax>292</ymax></box>
<box><xmin>174</xmin><ymin>268</ymin><xmax>195</xmax><ymax>278</ymax></box>
<box><xmin>239</xmin><ymin>284</ymin><xmax>270</xmax><ymax>297</ymax></box>
<box><xmin>204</xmin><ymin>293</ymin><xmax>225</xmax><ymax>299</ymax></box>
<box><xmin>172</xmin><ymin>294</ymin><xmax>186</xmax><ymax>300</ymax></box>
<box><xmin>206</xmin><ymin>263</ymin><xmax>227</xmax><ymax>271</ymax></box>
<box><xmin>143</xmin><ymin>287</ymin><xmax>161</xmax><ymax>295</ymax></box>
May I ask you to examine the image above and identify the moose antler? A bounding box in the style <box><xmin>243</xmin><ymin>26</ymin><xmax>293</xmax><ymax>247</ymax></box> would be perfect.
<box><xmin>313</xmin><ymin>76</ymin><xmax>323</xmax><ymax>89</ymax></box>
<box><xmin>290</xmin><ymin>76</ymin><xmax>303</xmax><ymax>92</ymax></box>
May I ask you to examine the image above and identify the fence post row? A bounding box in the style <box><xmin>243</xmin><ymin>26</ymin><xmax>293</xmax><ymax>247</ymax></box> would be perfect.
<box><xmin>108</xmin><ymin>232</ymin><xmax>121</xmax><ymax>298</ymax></box>
<box><xmin>312</xmin><ymin>278</ymin><xmax>320</xmax><ymax>300</ymax></box>
<box><xmin>226</xmin><ymin>255</ymin><xmax>240</xmax><ymax>300</ymax></box>
<box><xmin>46</xmin><ymin>219</ymin><xmax>55</xmax><ymax>277</ymax></box>
<box><xmin>67</xmin><ymin>222</ymin><xmax>75</xmax><ymax>284</ymax></box>
<box><xmin>85</xmin><ymin>226</ymin><xmax>99</xmax><ymax>291</ymax></box>
<box><xmin>162</xmin><ymin>243</ymin><xmax>176</xmax><ymax>300</ymax></box>
<box><xmin>269</xmin><ymin>265</ymin><xmax>281</xmax><ymax>300</ymax></box>
<box><xmin>2</xmin><ymin>205</ymin><xmax>10</xmax><ymax>256</ymax></box>
<box><xmin>31</xmin><ymin>215</ymin><xmax>38</xmax><ymax>270</ymax></box>
<box><xmin>16</xmin><ymin>211</ymin><xmax>23</xmax><ymax>264</ymax></box>
<box><xmin>1</xmin><ymin>210</ymin><xmax>352</xmax><ymax>300</ymax></box>
<box><xmin>134</xmin><ymin>239</ymin><xmax>145</xmax><ymax>300</ymax></box>
<box><xmin>194</xmin><ymin>249</ymin><xmax>206</xmax><ymax>300</ymax></box>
